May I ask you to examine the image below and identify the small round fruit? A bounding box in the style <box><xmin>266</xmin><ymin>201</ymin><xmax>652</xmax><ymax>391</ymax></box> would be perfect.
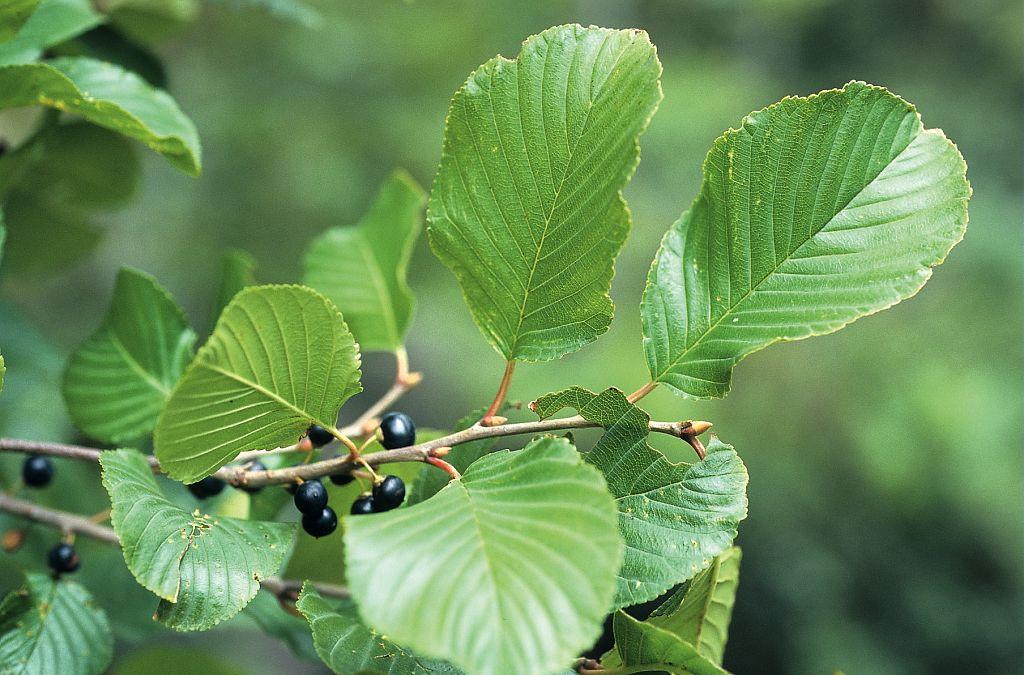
<box><xmin>302</xmin><ymin>506</ymin><xmax>338</xmax><ymax>538</ymax></box>
<box><xmin>47</xmin><ymin>542</ymin><xmax>79</xmax><ymax>574</ymax></box>
<box><xmin>307</xmin><ymin>424</ymin><xmax>334</xmax><ymax>448</ymax></box>
<box><xmin>350</xmin><ymin>495</ymin><xmax>375</xmax><ymax>515</ymax></box>
<box><xmin>372</xmin><ymin>475</ymin><xmax>406</xmax><ymax>511</ymax></box>
<box><xmin>294</xmin><ymin>479</ymin><xmax>328</xmax><ymax>515</ymax></box>
<box><xmin>22</xmin><ymin>455</ymin><xmax>54</xmax><ymax>488</ymax></box>
<box><xmin>379</xmin><ymin>412</ymin><xmax>415</xmax><ymax>449</ymax></box>
<box><xmin>329</xmin><ymin>473</ymin><xmax>355</xmax><ymax>486</ymax></box>
<box><xmin>188</xmin><ymin>476</ymin><xmax>226</xmax><ymax>499</ymax></box>
<box><xmin>239</xmin><ymin>461</ymin><xmax>266</xmax><ymax>493</ymax></box>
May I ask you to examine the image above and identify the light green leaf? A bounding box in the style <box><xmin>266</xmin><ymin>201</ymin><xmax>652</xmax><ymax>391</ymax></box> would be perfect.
<box><xmin>64</xmin><ymin>267</ymin><xmax>196</xmax><ymax>443</ymax></box>
<box><xmin>0</xmin><ymin>56</ymin><xmax>201</xmax><ymax>174</ymax></box>
<box><xmin>296</xmin><ymin>584</ymin><xmax>459</xmax><ymax>674</ymax></box>
<box><xmin>646</xmin><ymin>547</ymin><xmax>741</xmax><ymax>666</ymax></box>
<box><xmin>155</xmin><ymin>284</ymin><xmax>362</xmax><ymax>483</ymax></box>
<box><xmin>0</xmin><ymin>0</ymin><xmax>103</xmax><ymax>65</ymax></box>
<box><xmin>100</xmin><ymin>448</ymin><xmax>296</xmax><ymax>631</ymax></box>
<box><xmin>532</xmin><ymin>386</ymin><xmax>748</xmax><ymax>608</ymax></box>
<box><xmin>642</xmin><ymin>81</ymin><xmax>970</xmax><ymax>399</ymax></box>
<box><xmin>345</xmin><ymin>436</ymin><xmax>622</xmax><ymax>675</ymax></box>
<box><xmin>610</xmin><ymin>612</ymin><xmax>726</xmax><ymax>675</ymax></box>
<box><xmin>426</xmin><ymin>24</ymin><xmax>662</xmax><ymax>362</ymax></box>
<box><xmin>213</xmin><ymin>248</ymin><xmax>256</xmax><ymax>319</ymax></box>
<box><xmin>303</xmin><ymin>170</ymin><xmax>425</xmax><ymax>351</ymax></box>
<box><xmin>0</xmin><ymin>572</ymin><xmax>113</xmax><ymax>675</ymax></box>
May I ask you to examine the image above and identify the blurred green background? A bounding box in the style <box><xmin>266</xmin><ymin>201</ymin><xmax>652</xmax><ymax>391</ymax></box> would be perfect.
<box><xmin>1</xmin><ymin>0</ymin><xmax>1022</xmax><ymax>672</ymax></box>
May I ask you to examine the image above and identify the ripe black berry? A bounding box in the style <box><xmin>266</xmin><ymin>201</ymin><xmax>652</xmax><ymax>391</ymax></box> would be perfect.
<box><xmin>307</xmin><ymin>424</ymin><xmax>334</xmax><ymax>448</ymax></box>
<box><xmin>302</xmin><ymin>506</ymin><xmax>338</xmax><ymax>537</ymax></box>
<box><xmin>294</xmin><ymin>479</ymin><xmax>328</xmax><ymax>515</ymax></box>
<box><xmin>379</xmin><ymin>412</ymin><xmax>415</xmax><ymax>449</ymax></box>
<box><xmin>329</xmin><ymin>472</ymin><xmax>355</xmax><ymax>486</ymax></box>
<box><xmin>372</xmin><ymin>475</ymin><xmax>406</xmax><ymax>511</ymax></box>
<box><xmin>350</xmin><ymin>495</ymin><xmax>375</xmax><ymax>515</ymax></box>
<box><xmin>47</xmin><ymin>542</ymin><xmax>79</xmax><ymax>574</ymax></box>
<box><xmin>188</xmin><ymin>476</ymin><xmax>226</xmax><ymax>499</ymax></box>
<box><xmin>22</xmin><ymin>455</ymin><xmax>54</xmax><ymax>488</ymax></box>
<box><xmin>239</xmin><ymin>461</ymin><xmax>266</xmax><ymax>493</ymax></box>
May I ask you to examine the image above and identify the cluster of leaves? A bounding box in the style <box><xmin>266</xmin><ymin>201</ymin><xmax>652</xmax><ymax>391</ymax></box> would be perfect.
<box><xmin>0</xmin><ymin>21</ymin><xmax>968</xmax><ymax>675</ymax></box>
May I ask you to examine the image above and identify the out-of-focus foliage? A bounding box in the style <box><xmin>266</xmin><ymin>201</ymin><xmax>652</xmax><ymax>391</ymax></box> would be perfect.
<box><xmin>0</xmin><ymin>0</ymin><xmax>1019</xmax><ymax>672</ymax></box>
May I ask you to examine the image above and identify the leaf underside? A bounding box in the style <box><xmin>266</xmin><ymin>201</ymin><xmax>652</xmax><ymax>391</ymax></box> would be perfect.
<box><xmin>296</xmin><ymin>584</ymin><xmax>459</xmax><ymax>674</ymax></box>
<box><xmin>427</xmin><ymin>24</ymin><xmax>662</xmax><ymax>362</ymax></box>
<box><xmin>154</xmin><ymin>284</ymin><xmax>362</xmax><ymax>483</ymax></box>
<box><xmin>532</xmin><ymin>386</ymin><xmax>748</xmax><ymax>607</ymax></box>
<box><xmin>63</xmin><ymin>267</ymin><xmax>195</xmax><ymax>443</ymax></box>
<box><xmin>344</xmin><ymin>436</ymin><xmax>622</xmax><ymax>675</ymax></box>
<box><xmin>611</xmin><ymin>611</ymin><xmax>725</xmax><ymax>675</ymax></box>
<box><xmin>0</xmin><ymin>573</ymin><xmax>113</xmax><ymax>675</ymax></box>
<box><xmin>642</xmin><ymin>81</ymin><xmax>970</xmax><ymax>398</ymax></box>
<box><xmin>100</xmin><ymin>448</ymin><xmax>295</xmax><ymax>631</ymax></box>
<box><xmin>303</xmin><ymin>169</ymin><xmax>425</xmax><ymax>352</ymax></box>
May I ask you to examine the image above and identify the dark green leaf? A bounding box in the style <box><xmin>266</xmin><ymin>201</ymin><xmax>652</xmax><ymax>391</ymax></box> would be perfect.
<box><xmin>610</xmin><ymin>611</ymin><xmax>725</xmax><ymax>675</ymax></box>
<box><xmin>213</xmin><ymin>248</ymin><xmax>257</xmax><ymax>320</ymax></box>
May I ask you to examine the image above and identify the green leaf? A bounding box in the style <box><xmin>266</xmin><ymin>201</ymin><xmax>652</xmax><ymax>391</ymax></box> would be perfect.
<box><xmin>610</xmin><ymin>612</ymin><xmax>725</xmax><ymax>675</ymax></box>
<box><xmin>208</xmin><ymin>0</ymin><xmax>322</xmax><ymax>28</ymax></box>
<box><xmin>532</xmin><ymin>387</ymin><xmax>748</xmax><ymax>608</ymax></box>
<box><xmin>426</xmin><ymin>24</ymin><xmax>662</xmax><ymax>362</ymax></box>
<box><xmin>0</xmin><ymin>1</ymin><xmax>41</xmax><ymax>41</ymax></box>
<box><xmin>213</xmin><ymin>248</ymin><xmax>256</xmax><ymax>320</ymax></box>
<box><xmin>155</xmin><ymin>284</ymin><xmax>362</xmax><ymax>483</ymax></box>
<box><xmin>0</xmin><ymin>572</ymin><xmax>113</xmax><ymax>674</ymax></box>
<box><xmin>642</xmin><ymin>81</ymin><xmax>970</xmax><ymax>399</ymax></box>
<box><xmin>296</xmin><ymin>584</ymin><xmax>459</xmax><ymax>674</ymax></box>
<box><xmin>646</xmin><ymin>547</ymin><xmax>741</xmax><ymax>666</ymax></box>
<box><xmin>404</xmin><ymin>409</ymin><xmax>495</xmax><ymax>506</ymax></box>
<box><xmin>100</xmin><ymin>448</ymin><xmax>296</xmax><ymax>631</ymax></box>
<box><xmin>243</xmin><ymin>590</ymin><xmax>318</xmax><ymax>662</ymax></box>
<box><xmin>64</xmin><ymin>267</ymin><xmax>196</xmax><ymax>443</ymax></box>
<box><xmin>303</xmin><ymin>170</ymin><xmax>425</xmax><ymax>351</ymax></box>
<box><xmin>0</xmin><ymin>0</ymin><xmax>103</xmax><ymax>65</ymax></box>
<box><xmin>0</xmin><ymin>56</ymin><xmax>201</xmax><ymax>174</ymax></box>
<box><xmin>345</xmin><ymin>436</ymin><xmax>622</xmax><ymax>675</ymax></box>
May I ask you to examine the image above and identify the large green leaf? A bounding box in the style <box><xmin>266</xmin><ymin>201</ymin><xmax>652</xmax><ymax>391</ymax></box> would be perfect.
<box><xmin>100</xmin><ymin>448</ymin><xmax>296</xmax><ymax>631</ymax></box>
<box><xmin>532</xmin><ymin>386</ymin><xmax>748</xmax><ymax>607</ymax></box>
<box><xmin>303</xmin><ymin>170</ymin><xmax>425</xmax><ymax>351</ymax></box>
<box><xmin>0</xmin><ymin>0</ymin><xmax>103</xmax><ymax>65</ymax></box>
<box><xmin>155</xmin><ymin>284</ymin><xmax>362</xmax><ymax>483</ymax></box>
<box><xmin>426</xmin><ymin>24</ymin><xmax>662</xmax><ymax>362</ymax></box>
<box><xmin>0</xmin><ymin>56</ymin><xmax>201</xmax><ymax>174</ymax></box>
<box><xmin>610</xmin><ymin>612</ymin><xmax>725</xmax><ymax>675</ymax></box>
<box><xmin>296</xmin><ymin>584</ymin><xmax>458</xmax><ymax>674</ymax></box>
<box><xmin>646</xmin><ymin>547</ymin><xmax>741</xmax><ymax>666</ymax></box>
<box><xmin>345</xmin><ymin>436</ymin><xmax>622</xmax><ymax>675</ymax></box>
<box><xmin>64</xmin><ymin>267</ymin><xmax>196</xmax><ymax>443</ymax></box>
<box><xmin>0</xmin><ymin>572</ymin><xmax>113</xmax><ymax>674</ymax></box>
<box><xmin>642</xmin><ymin>81</ymin><xmax>970</xmax><ymax>398</ymax></box>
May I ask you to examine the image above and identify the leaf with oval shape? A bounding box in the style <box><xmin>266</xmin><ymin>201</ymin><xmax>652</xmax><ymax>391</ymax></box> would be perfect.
<box><xmin>427</xmin><ymin>24</ymin><xmax>662</xmax><ymax>362</ymax></box>
<box><xmin>100</xmin><ymin>448</ymin><xmax>296</xmax><ymax>631</ymax></box>
<box><xmin>609</xmin><ymin>612</ymin><xmax>725</xmax><ymax>675</ymax></box>
<box><xmin>64</xmin><ymin>267</ymin><xmax>196</xmax><ymax>443</ymax></box>
<box><xmin>641</xmin><ymin>81</ymin><xmax>970</xmax><ymax>399</ymax></box>
<box><xmin>345</xmin><ymin>436</ymin><xmax>622</xmax><ymax>675</ymax></box>
<box><xmin>155</xmin><ymin>284</ymin><xmax>362</xmax><ymax>483</ymax></box>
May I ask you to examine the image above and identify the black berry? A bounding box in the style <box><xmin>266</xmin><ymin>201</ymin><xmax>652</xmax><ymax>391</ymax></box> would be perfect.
<box><xmin>47</xmin><ymin>543</ymin><xmax>79</xmax><ymax>574</ymax></box>
<box><xmin>350</xmin><ymin>495</ymin><xmax>375</xmax><ymax>515</ymax></box>
<box><xmin>22</xmin><ymin>455</ymin><xmax>54</xmax><ymax>488</ymax></box>
<box><xmin>372</xmin><ymin>475</ymin><xmax>406</xmax><ymax>512</ymax></box>
<box><xmin>379</xmin><ymin>412</ymin><xmax>415</xmax><ymax>449</ymax></box>
<box><xmin>188</xmin><ymin>476</ymin><xmax>226</xmax><ymax>499</ymax></box>
<box><xmin>307</xmin><ymin>424</ymin><xmax>334</xmax><ymax>448</ymax></box>
<box><xmin>302</xmin><ymin>506</ymin><xmax>338</xmax><ymax>537</ymax></box>
<box><xmin>329</xmin><ymin>473</ymin><xmax>355</xmax><ymax>486</ymax></box>
<box><xmin>294</xmin><ymin>479</ymin><xmax>328</xmax><ymax>515</ymax></box>
<box><xmin>239</xmin><ymin>461</ymin><xmax>266</xmax><ymax>493</ymax></box>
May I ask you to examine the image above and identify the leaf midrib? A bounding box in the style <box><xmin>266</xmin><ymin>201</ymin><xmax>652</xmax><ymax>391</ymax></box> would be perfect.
<box><xmin>199</xmin><ymin>361</ymin><xmax>328</xmax><ymax>428</ymax></box>
<box><xmin>106</xmin><ymin>326</ymin><xmax>171</xmax><ymax>396</ymax></box>
<box><xmin>354</xmin><ymin>233</ymin><xmax>399</xmax><ymax>346</ymax></box>
<box><xmin>652</xmin><ymin>123</ymin><xmax>920</xmax><ymax>382</ymax></box>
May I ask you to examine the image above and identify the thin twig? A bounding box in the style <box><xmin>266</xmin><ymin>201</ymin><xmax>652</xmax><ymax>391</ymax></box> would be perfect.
<box><xmin>0</xmin><ymin>492</ymin><xmax>348</xmax><ymax>600</ymax></box>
